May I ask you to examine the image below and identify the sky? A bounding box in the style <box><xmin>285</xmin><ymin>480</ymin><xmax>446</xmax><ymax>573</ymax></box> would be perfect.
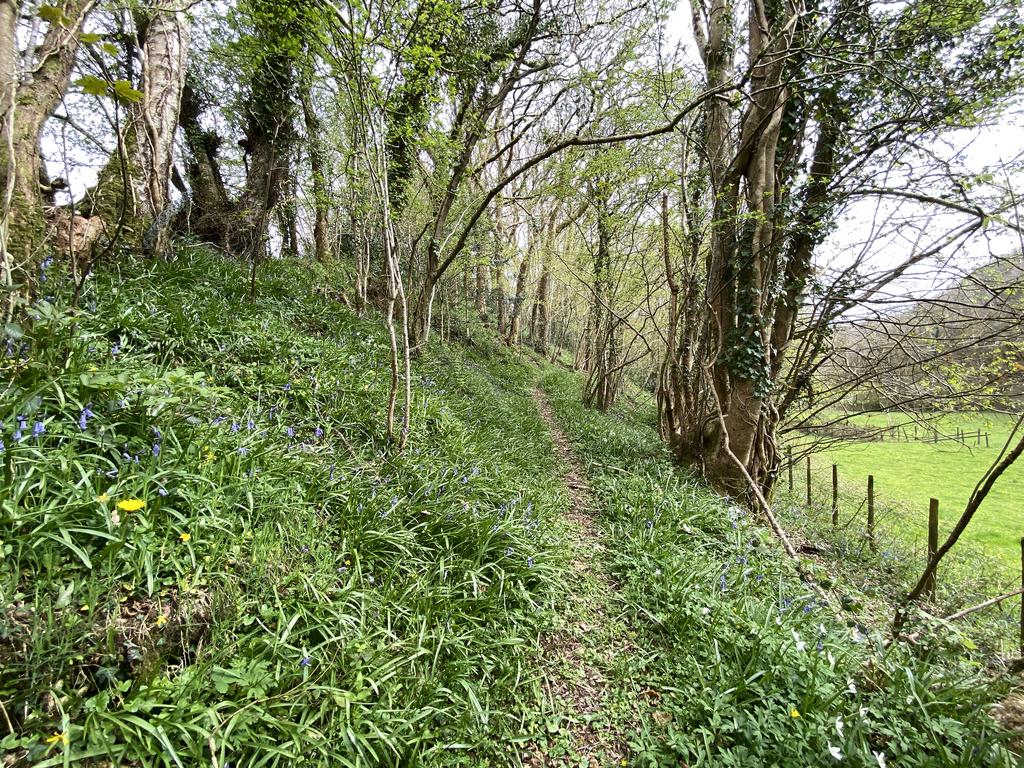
<box><xmin>662</xmin><ymin>0</ymin><xmax>1024</xmax><ymax>303</ymax></box>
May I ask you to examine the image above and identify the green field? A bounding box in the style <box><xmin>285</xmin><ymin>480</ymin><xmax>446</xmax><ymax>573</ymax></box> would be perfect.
<box><xmin>800</xmin><ymin>412</ymin><xmax>1024</xmax><ymax>572</ymax></box>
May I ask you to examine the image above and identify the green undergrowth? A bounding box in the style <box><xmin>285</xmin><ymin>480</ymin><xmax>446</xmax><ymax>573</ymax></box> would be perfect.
<box><xmin>538</xmin><ymin>368</ymin><xmax>1019</xmax><ymax>767</ymax></box>
<box><xmin>1</xmin><ymin>249</ymin><xmax>567</xmax><ymax>766</ymax></box>
<box><xmin>774</xmin><ymin>483</ymin><xmax>1020</xmax><ymax>655</ymax></box>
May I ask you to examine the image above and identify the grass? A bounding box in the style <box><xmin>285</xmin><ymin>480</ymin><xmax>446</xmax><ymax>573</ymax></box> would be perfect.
<box><xmin>539</xmin><ymin>368</ymin><xmax>1019</xmax><ymax>766</ymax></box>
<box><xmin>0</xmin><ymin>249</ymin><xmax>569</xmax><ymax>766</ymax></box>
<box><xmin>790</xmin><ymin>411</ymin><xmax>1024</xmax><ymax>571</ymax></box>
<box><xmin>2</xmin><ymin>248</ymin><xmax>1020</xmax><ymax>766</ymax></box>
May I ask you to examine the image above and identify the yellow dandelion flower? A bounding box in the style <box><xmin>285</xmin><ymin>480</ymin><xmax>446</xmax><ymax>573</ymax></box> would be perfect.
<box><xmin>790</xmin><ymin>708</ymin><xmax>800</xmax><ymax>718</ymax></box>
<box><xmin>116</xmin><ymin>498</ymin><xmax>145</xmax><ymax>512</ymax></box>
<box><xmin>155</xmin><ymin>615</ymin><xmax>168</xmax><ymax>627</ymax></box>
<box><xmin>45</xmin><ymin>731</ymin><xmax>68</xmax><ymax>745</ymax></box>
<box><xmin>97</xmin><ymin>492</ymin><xmax>110</xmax><ymax>503</ymax></box>
<box><xmin>179</xmin><ymin>532</ymin><xmax>191</xmax><ymax>542</ymax></box>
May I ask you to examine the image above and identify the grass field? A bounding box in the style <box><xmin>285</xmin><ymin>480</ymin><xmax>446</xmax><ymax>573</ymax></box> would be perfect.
<box><xmin>796</xmin><ymin>412</ymin><xmax>1024</xmax><ymax>572</ymax></box>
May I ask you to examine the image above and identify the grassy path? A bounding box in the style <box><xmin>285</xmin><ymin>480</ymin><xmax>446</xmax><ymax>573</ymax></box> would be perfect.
<box><xmin>528</xmin><ymin>390</ymin><xmax>644</xmax><ymax>768</ymax></box>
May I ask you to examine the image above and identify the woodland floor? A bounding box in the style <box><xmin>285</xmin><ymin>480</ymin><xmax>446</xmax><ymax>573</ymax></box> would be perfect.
<box><xmin>527</xmin><ymin>391</ymin><xmax>650</xmax><ymax>768</ymax></box>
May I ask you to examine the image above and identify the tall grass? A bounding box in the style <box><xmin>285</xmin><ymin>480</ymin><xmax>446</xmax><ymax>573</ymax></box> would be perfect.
<box><xmin>538</xmin><ymin>368</ymin><xmax>1018</xmax><ymax>767</ymax></box>
<box><xmin>1</xmin><ymin>249</ymin><xmax>565</xmax><ymax>766</ymax></box>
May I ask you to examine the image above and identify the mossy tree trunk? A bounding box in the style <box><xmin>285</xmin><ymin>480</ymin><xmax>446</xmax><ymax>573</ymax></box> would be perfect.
<box><xmin>1</xmin><ymin>0</ymin><xmax>93</xmax><ymax>318</ymax></box>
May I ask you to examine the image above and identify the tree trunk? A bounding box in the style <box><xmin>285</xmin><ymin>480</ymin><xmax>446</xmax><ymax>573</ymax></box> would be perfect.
<box><xmin>299</xmin><ymin>66</ymin><xmax>329</xmax><ymax>262</ymax></box>
<box><xmin>535</xmin><ymin>264</ymin><xmax>549</xmax><ymax>353</ymax></box>
<box><xmin>177</xmin><ymin>79</ymin><xmax>230</xmax><ymax>245</ymax></box>
<box><xmin>582</xmin><ymin>200</ymin><xmax>618</xmax><ymax>410</ymax></box>
<box><xmin>1</xmin><ymin>0</ymin><xmax>94</xmax><ymax>317</ymax></box>
<box><xmin>506</xmin><ymin>250</ymin><xmax>530</xmax><ymax>345</ymax></box>
<box><xmin>133</xmin><ymin>1</ymin><xmax>190</xmax><ymax>259</ymax></box>
<box><xmin>475</xmin><ymin>262</ymin><xmax>488</xmax><ymax>320</ymax></box>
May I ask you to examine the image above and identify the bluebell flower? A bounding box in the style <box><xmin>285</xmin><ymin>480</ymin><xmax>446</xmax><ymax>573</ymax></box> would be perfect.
<box><xmin>0</xmin><ymin>439</ymin><xmax>5</xmax><ymax>454</ymax></box>
<box><xmin>231</xmin><ymin>421</ymin><xmax>239</xmax><ymax>433</ymax></box>
<box><xmin>238</xmin><ymin>446</ymin><xmax>249</xmax><ymax>455</ymax></box>
<box><xmin>32</xmin><ymin>420</ymin><xmax>45</xmax><ymax>438</ymax></box>
<box><xmin>283</xmin><ymin>383</ymin><xmax>292</xmax><ymax>391</ymax></box>
<box><xmin>152</xmin><ymin>443</ymin><xmax>161</xmax><ymax>457</ymax></box>
<box><xmin>79</xmin><ymin>405</ymin><xmax>95</xmax><ymax>431</ymax></box>
<box><xmin>314</xmin><ymin>426</ymin><xmax>323</xmax><ymax>439</ymax></box>
<box><xmin>527</xmin><ymin>557</ymin><xmax>534</xmax><ymax>568</ymax></box>
<box><xmin>720</xmin><ymin>574</ymin><xmax>727</xmax><ymax>592</ymax></box>
<box><xmin>158</xmin><ymin>487</ymin><xmax>168</xmax><ymax>497</ymax></box>
<box><xmin>247</xmin><ymin>418</ymin><xmax>255</xmax><ymax>431</ymax></box>
<box><xmin>111</xmin><ymin>344</ymin><xmax>120</xmax><ymax>357</ymax></box>
<box><xmin>285</xmin><ymin>426</ymin><xmax>294</xmax><ymax>438</ymax></box>
<box><xmin>299</xmin><ymin>656</ymin><xmax>311</xmax><ymax>667</ymax></box>
<box><xmin>211</xmin><ymin>416</ymin><xmax>226</xmax><ymax>426</ymax></box>
<box><xmin>152</xmin><ymin>426</ymin><xmax>161</xmax><ymax>440</ymax></box>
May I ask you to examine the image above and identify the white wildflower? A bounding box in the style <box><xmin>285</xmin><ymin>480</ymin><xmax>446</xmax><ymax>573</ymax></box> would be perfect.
<box><xmin>835</xmin><ymin>715</ymin><xmax>845</xmax><ymax>738</ymax></box>
<box><xmin>792</xmin><ymin>629</ymin><xmax>806</xmax><ymax>652</ymax></box>
<box><xmin>828</xmin><ymin>743</ymin><xmax>843</xmax><ymax>760</ymax></box>
<box><xmin>873</xmin><ymin>751</ymin><xmax>887</xmax><ymax>767</ymax></box>
<box><xmin>847</xmin><ymin>679</ymin><xmax>857</xmax><ymax>695</ymax></box>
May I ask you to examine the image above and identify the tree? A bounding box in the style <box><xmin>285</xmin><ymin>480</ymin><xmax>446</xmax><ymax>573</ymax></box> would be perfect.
<box><xmin>658</xmin><ymin>0</ymin><xmax>1024</xmax><ymax>497</ymax></box>
<box><xmin>131</xmin><ymin>0</ymin><xmax>191</xmax><ymax>259</ymax></box>
<box><xmin>1</xmin><ymin>0</ymin><xmax>94</xmax><ymax>318</ymax></box>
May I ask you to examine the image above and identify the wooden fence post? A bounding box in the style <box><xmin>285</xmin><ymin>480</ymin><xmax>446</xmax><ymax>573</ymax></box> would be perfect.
<box><xmin>806</xmin><ymin>455</ymin><xmax>812</xmax><ymax>508</ymax></box>
<box><xmin>831</xmin><ymin>464</ymin><xmax>839</xmax><ymax>526</ymax></box>
<box><xmin>867</xmin><ymin>474</ymin><xmax>875</xmax><ymax>550</ymax></box>
<box><xmin>925</xmin><ymin>498</ymin><xmax>939</xmax><ymax>598</ymax></box>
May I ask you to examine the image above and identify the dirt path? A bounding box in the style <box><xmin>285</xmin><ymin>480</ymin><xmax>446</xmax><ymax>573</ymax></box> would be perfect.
<box><xmin>526</xmin><ymin>389</ymin><xmax>639</xmax><ymax>768</ymax></box>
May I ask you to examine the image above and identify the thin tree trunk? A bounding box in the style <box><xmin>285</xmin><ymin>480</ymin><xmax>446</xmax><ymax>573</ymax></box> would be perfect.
<box><xmin>133</xmin><ymin>0</ymin><xmax>190</xmax><ymax>259</ymax></box>
<box><xmin>475</xmin><ymin>262</ymin><xmax>488</xmax><ymax>320</ymax></box>
<box><xmin>300</xmin><ymin>65</ymin><xmax>329</xmax><ymax>262</ymax></box>
<box><xmin>535</xmin><ymin>265</ymin><xmax>549</xmax><ymax>353</ymax></box>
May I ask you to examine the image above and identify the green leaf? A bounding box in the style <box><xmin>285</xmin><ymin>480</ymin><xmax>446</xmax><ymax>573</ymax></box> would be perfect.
<box><xmin>101</xmin><ymin>42</ymin><xmax>119</xmax><ymax>56</ymax></box>
<box><xmin>38</xmin><ymin>5</ymin><xmax>69</xmax><ymax>25</ymax></box>
<box><xmin>76</xmin><ymin>75</ymin><xmax>110</xmax><ymax>97</ymax></box>
<box><xmin>112</xmin><ymin>80</ymin><xmax>144</xmax><ymax>104</ymax></box>
<box><xmin>80</xmin><ymin>32</ymin><xmax>103</xmax><ymax>44</ymax></box>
